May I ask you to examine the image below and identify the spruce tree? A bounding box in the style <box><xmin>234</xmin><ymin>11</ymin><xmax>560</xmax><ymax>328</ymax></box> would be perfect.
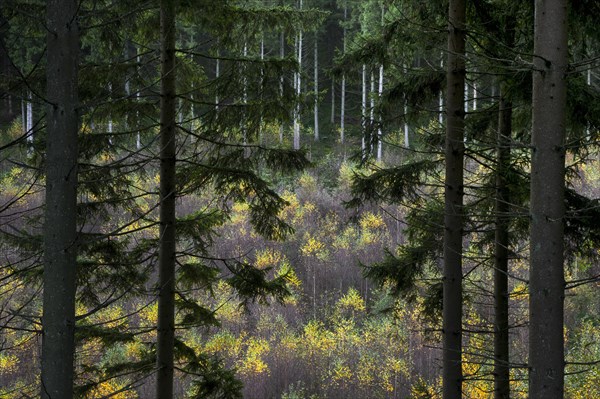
<box><xmin>529</xmin><ymin>0</ymin><xmax>568</xmax><ymax>397</ymax></box>
<box><xmin>41</xmin><ymin>0</ymin><xmax>79</xmax><ymax>397</ymax></box>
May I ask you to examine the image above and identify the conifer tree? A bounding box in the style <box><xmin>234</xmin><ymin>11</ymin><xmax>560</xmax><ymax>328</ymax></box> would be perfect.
<box><xmin>41</xmin><ymin>0</ymin><xmax>79</xmax><ymax>397</ymax></box>
<box><xmin>442</xmin><ymin>1</ymin><xmax>466</xmax><ymax>397</ymax></box>
<box><xmin>529</xmin><ymin>0</ymin><xmax>568</xmax><ymax>397</ymax></box>
<box><xmin>155</xmin><ymin>0</ymin><xmax>177</xmax><ymax>397</ymax></box>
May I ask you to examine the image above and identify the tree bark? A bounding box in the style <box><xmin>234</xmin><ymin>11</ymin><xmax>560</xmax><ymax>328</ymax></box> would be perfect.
<box><xmin>340</xmin><ymin>5</ymin><xmax>347</xmax><ymax>145</ymax></box>
<box><xmin>361</xmin><ymin>64</ymin><xmax>367</xmax><ymax>157</ymax></box>
<box><xmin>41</xmin><ymin>0</ymin><xmax>79</xmax><ymax>397</ymax></box>
<box><xmin>529</xmin><ymin>1</ymin><xmax>568</xmax><ymax>398</ymax></box>
<box><xmin>293</xmin><ymin>0</ymin><xmax>303</xmax><ymax>150</ymax></box>
<box><xmin>279</xmin><ymin>30</ymin><xmax>285</xmax><ymax>143</ymax></box>
<box><xmin>377</xmin><ymin>64</ymin><xmax>383</xmax><ymax>162</ymax></box>
<box><xmin>156</xmin><ymin>0</ymin><xmax>177</xmax><ymax>398</ymax></box>
<box><xmin>314</xmin><ymin>31</ymin><xmax>319</xmax><ymax>141</ymax></box>
<box><xmin>494</xmin><ymin>87</ymin><xmax>512</xmax><ymax>399</ymax></box>
<box><xmin>443</xmin><ymin>0</ymin><xmax>466</xmax><ymax>397</ymax></box>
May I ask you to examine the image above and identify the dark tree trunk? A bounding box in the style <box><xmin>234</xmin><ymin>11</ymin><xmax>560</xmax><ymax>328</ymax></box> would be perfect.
<box><xmin>494</xmin><ymin>87</ymin><xmax>512</xmax><ymax>399</ymax></box>
<box><xmin>443</xmin><ymin>0</ymin><xmax>466</xmax><ymax>397</ymax></box>
<box><xmin>529</xmin><ymin>0</ymin><xmax>568</xmax><ymax>398</ymax></box>
<box><xmin>156</xmin><ymin>0</ymin><xmax>177</xmax><ymax>398</ymax></box>
<box><xmin>41</xmin><ymin>0</ymin><xmax>79</xmax><ymax>397</ymax></box>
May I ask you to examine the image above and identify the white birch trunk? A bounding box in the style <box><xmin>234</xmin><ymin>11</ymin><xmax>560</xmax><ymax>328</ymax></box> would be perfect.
<box><xmin>361</xmin><ymin>64</ymin><xmax>366</xmax><ymax>156</ymax></box>
<box><xmin>370</xmin><ymin>70</ymin><xmax>375</xmax><ymax>154</ymax></box>
<box><xmin>472</xmin><ymin>80</ymin><xmax>477</xmax><ymax>111</ymax></box>
<box><xmin>293</xmin><ymin>3</ymin><xmax>303</xmax><ymax>150</ymax></box>
<box><xmin>26</xmin><ymin>91</ymin><xmax>33</xmax><ymax>144</ymax></box>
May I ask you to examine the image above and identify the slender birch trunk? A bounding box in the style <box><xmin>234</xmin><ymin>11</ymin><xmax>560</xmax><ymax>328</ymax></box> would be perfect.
<box><xmin>26</xmin><ymin>91</ymin><xmax>33</xmax><ymax>144</ymax></box>
<box><xmin>370</xmin><ymin>70</ymin><xmax>375</xmax><ymax>154</ymax></box>
<box><xmin>293</xmin><ymin>0</ymin><xmax>303</xmax><ymax>150</ymax></box>
<box><xmin>361</xmin><ymin>64</ymin><xmax>367</xmax><ymax>157</ymax></box>
<box><xmin>377</xmin><ymin>64</ymin><xmax>383</xmax><ymax>162</ymax></box>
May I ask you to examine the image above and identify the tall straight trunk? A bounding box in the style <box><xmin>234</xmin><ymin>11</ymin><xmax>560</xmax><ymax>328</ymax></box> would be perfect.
<box><xmin>439</xmin><ymin>57</ymin><xmax>444</xmax><ymax>125</ymax></box>
<box><xmin>361</xmin><ymin>64</ymin><xmax>367</xmax><ymax>156</ymax></box>
<box><xmin>586</xmin><ymin>68</ymin><xmax>591</xmax><ymax>137</ymax></box>
<box><xmin>376</xmin><ymin>5</ymin><xmax>384</xmax><ymax>162</ymax></box>
<box><xmin>279</xmin><ymin>31</ymin><xmax>285</xmax><ymax>143</ymax></box>
<box><xmin>340</xmin><ymin>73</ymin><xmax>346</xmax><ymax>144</ymax></box>
<box><xmin>314</xmin><ymin>31</ymin><xmax>319</xmax><ymax>141</ymax></box>
<box><xmin>136</xmin><ymin>49</ymin><xmax>142</xmax><ymax>149</ymax></box>
<box><xmin>340</xmin><ymin>5</ymin><xmax>347</xmax><ymax>145</ymax></box>
<box><xmin>472</xmin><ymin>80</ymin><xmax>477</xmax><ymax>111</ymax></box>
<box><xmin>369</xmin><ymin>70</ymin><xmax>375</xmax><ymax>156</ymax></box>
<box><xmin>529</xmin><ymin>0</ymin><xmax>568</xmax><ymax>397</ymax></box>
<box><xmin>330</xmin><ymin>77</ymin><xmax>335</xmax><ymax>124</ymax></box>
<box><xmin>494</xmin><ymin>87</ymin><xmax>512</xmax><ymax>399</ymax></box>
<box><xmin>443</xmin><ymin>0</ymin><xmax>466</xmax><ymax>397</ymax></box>
<box><xmin>156</xmin><ymin>0</ymin><xmax>177</xmax><ymax>397</ymax></box>
<box><xmin>402</xmin><ymin>64</ymin><xmax>409</xmax><ymax>148</ymax></box>
<box><xmin>242</xmin><ymin>42</ymin><xmax>248</xmax><ymax>152</ymax></box>
<box><xmin>41</xmin><ymin>0</ymin><xmax>79</xmax><ymax>397</ymax></box>
<box><xmin>293</xmin><ymin>0</ymin><xmax>303</xmax><ymax>150</ymax></box>
<box><xmin>377</xmin><ymin>64</ymin><xmax>383</xmax><ymax>162</ymax></box>
<box><xmin>215</xmin><ymin>53</ymin><xmax>220</xmax><ymax>113</ymax></box>
<box><xmin>259</xmin><ymin>35</ymin><xmax>265</xmax><ymax>143</ymax></box>
<box><xmin>26</xmin><ymin>91</ymin><xmax>33</xmax><ymax>144</ymax></box>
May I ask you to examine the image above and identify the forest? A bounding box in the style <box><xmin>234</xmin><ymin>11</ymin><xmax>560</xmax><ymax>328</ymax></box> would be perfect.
<box><xmin>0</xmin><ymin>0</ymin><xmax>599</xmax><ymax>398</ymax></box>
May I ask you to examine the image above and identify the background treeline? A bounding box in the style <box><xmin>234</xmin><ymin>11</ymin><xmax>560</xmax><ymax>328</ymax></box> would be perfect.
<box><xmin>0</xmin><ymin>0</ymin><xmax>599</xmax><ymax>398</ymax></box>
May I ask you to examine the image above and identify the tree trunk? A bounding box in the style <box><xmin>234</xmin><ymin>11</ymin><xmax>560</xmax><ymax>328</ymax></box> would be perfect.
<box><xmin>377</xmin><ymin>64</ymin><xmax>383</xmax><ymax>162</ymax></box>
<box><xmin>41</xmin><ymin>0</ymin><xmax>79</xmax><ymax>397</ymax></box>
<box><xmin>26</xmin><ymin>91</ymin><xmax>33</xmax><ymax>144</ymax></box>
<box><xmin>370</xmin><ymin>70</ymin><xmax>375</xmax><ymax>155</ymax></box>
<box><xmin>156</xmin><ymin>0</ymin><xmax>177</xmax><ymax>397</ymax></box>
<box><xmin>330</xmin><ymin>77</ymin><xmax>335</xmax><ymax>125</ymax></box>
<box><xmin>279</xmin><ymin>30</ymin><xmax>285</xmax><ymax>143</ymax></box>
<box><xmin>314</xmin><ymin>31</ymin><xmax>319</xmax><ymax>141</ymax></box>
<box><xmin>442</xmin><ymin>0</ymin><xmax>466</xmax><ymax>397</ymax></box>
<box><xmin>529</xmin><ymin>1</ymin><xmax>568</xmax><ymax>398</ymax></box>
<box><xmin>293</xmin><ymin>0</ymin><xmax>303</xmax><ymax>150</ymax></box>
<box><xmin>494</xmin><ymin>87</ymin><xmax>512</xmax><ymax>399</ymax></box>
<box><xmin>340</xmin><ymin>5</ymin><xmax>347</xmax><ymax>145</ymax></box>
<box><xmin>361</xmin><ymin>64</ymin><xmax>367</xmax><ymax>157</ymax></box>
